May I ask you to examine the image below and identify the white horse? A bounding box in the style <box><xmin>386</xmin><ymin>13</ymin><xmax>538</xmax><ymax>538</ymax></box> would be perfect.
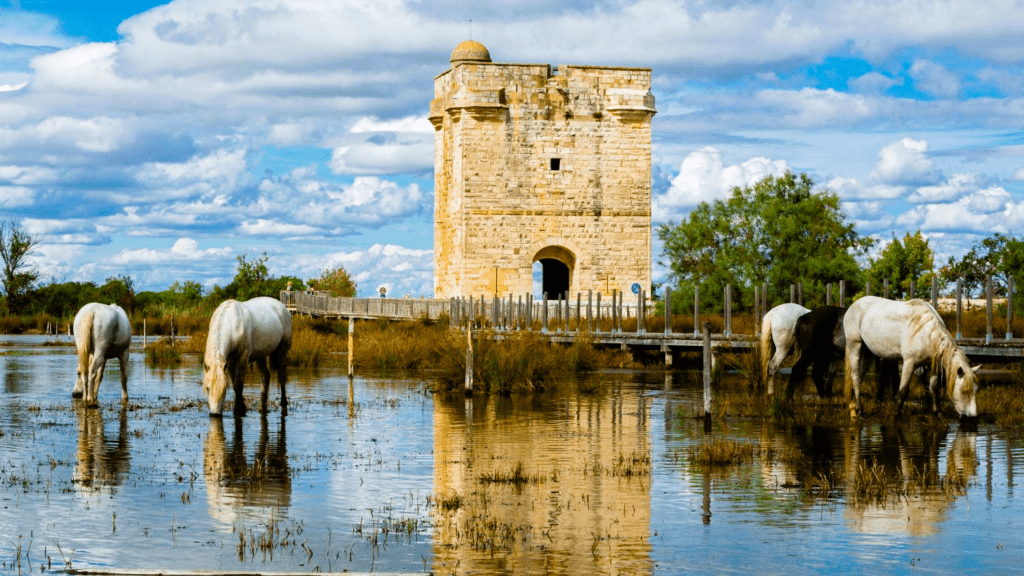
<box><xmin>843</xmin><ymin>296</ymin><xmax>978</xmax><ymax>418</ymax></box>
<box><xmin>759</xmin><ymin>303</ymin><xmax>810</xmax><ymax>394</ymax></box>
<box><xmin>203</xmin><ymin>297</ymin><xmax>292</xmax><ymax>417</ymax></box>
<box><xmin>73</xmin><ymin>302</ymin><xmax>132</xmax><ymax>406</ymax></box>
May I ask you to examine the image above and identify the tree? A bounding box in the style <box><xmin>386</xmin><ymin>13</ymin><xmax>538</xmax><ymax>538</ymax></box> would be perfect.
<box><xmin>657</xmin><ymin>172</ymin><xmax>871</xmax><ymax>311</ymax></box>
<box><xmin>0</xmin><ymin>220</ymin><xmax>41</xmax><ymax>316</ymax></box>
<box><xmin>940</xmin><ymin>247</ymin><xmax>985</xmax><ymax>298</ymax></box>
<box><xmin>101</xmin><ymin>274</ymin><xmax>136</xmax><ymax>313</ymax></box>
<box><xmin>308</xmin><ymin>266</ymin><xmax>356</xmax><ymax>297</ymax></box>
<box><xmin>230</xmin><ymin>252</ymin><xmax>271</xmax><ymax>301</ymax></box>
<box><xmin>865</xmin><ymin>231</ymin><xmax>935</xmax><ymax>299</ymax></box>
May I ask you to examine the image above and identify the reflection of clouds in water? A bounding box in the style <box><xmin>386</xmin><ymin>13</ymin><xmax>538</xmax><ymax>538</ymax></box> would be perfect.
<box><xmin>74</xmin><ymin>406</ymin><xmax>132</xmax><ymax>501</ymax></box>
<box><xmin>203</xmin><ymin>416</ymin><xmax>291</xmax><ymax>529</ymax></box>
<box><xmin>431</xmin><ymin>394</ymin><xmax>653</xmax><ymax>574</ymax></box>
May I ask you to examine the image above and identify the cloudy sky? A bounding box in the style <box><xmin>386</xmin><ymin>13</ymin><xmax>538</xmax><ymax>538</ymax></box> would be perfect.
<box><xmin>2</xmin><ymin>0</ymin><xmax>1023</xmax><ymax>297</ymax></box>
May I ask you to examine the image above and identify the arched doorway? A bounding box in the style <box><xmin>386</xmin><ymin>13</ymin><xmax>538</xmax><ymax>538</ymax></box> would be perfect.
<box><xmin>532</xmin><ymin>246</ymin><xmax>575</xmax><ymax>300</ymax></box>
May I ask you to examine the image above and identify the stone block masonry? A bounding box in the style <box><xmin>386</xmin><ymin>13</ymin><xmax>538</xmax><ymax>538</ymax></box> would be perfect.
<box><xmin>431</xmin><ymin>41</ymin><xmax>655</xmax><ymax>300</ymax></box>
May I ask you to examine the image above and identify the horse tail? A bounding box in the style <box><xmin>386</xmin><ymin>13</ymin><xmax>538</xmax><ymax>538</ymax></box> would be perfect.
<box><xmin>78</xmin><ymin>310</ymin><xmax>94</xmax><ymax>374</ymax></box>
<box><xmin>843</xmin><ymin>336</ymin><xmax>853</xmax><ymax>401</ymax></box>
<box><xmin>759</xmin><ymin>310</ymin><xmax>774</xmax><ymax>384</ymax></box>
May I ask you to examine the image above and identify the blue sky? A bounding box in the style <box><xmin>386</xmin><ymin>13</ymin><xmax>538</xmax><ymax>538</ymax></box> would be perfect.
<box><xmin>2</xmin><ymin>0</ymin><xmax>1023</xmax><ymax>297</ymax></box>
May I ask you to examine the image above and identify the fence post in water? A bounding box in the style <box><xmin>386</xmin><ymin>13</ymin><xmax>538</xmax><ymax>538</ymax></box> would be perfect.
<box><xmin>724</xmin><ymin>284</ymin><xmax>732</xmax><ymax>337</ymax></box>
<box><xmin>465</xmin><ymin>317</ymin><xmax>473</xmax><ymax>393</ymax></box>
<box><xmin>987</xmin><ymin>274</ymin><xmax>994</xmax><ymax>344</ymax></box>
<box><xmin>542</xmin><ymin>293</ymin><xmax>549</xmax><ymax>333</ymax></box>
<box><xmin>1007</xmin><ymin>276</ymin><xmax>1015</xmax><ymax>340</ymax></box>
<box><xmin>665</xmin><ymin>287</ymin><xmax>672</xmax><ymax>335</ymax></box>
<box><xmin>143</xmin><ymin>318</ymin><xmax>147</xmax><ymax>349</ymax></box>
<box><xmin>956</xmin><ymin>278</ymin><xmax>963</xmax><ymax>339</ymax></box>
<box><xmin>693</xmin><ymin>285</ymin><xmax>700</xmax><ymax>337</ymax></box>
<box><xmin>884</xmin><ymin>278</ymin><xmax>889</xmax><ymax>299</ymax></box>
<box><xmin>702</xmin><ymin>320</ymin><xmax>713</xmax><ymax>431</ymax></box>
<box><xmin>347</xmin><ymin>317</ymin><xmax>354</xmax><ymax>378</ymax></box>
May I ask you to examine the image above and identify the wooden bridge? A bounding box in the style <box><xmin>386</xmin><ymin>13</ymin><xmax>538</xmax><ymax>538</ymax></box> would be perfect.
<box><xmin>280</xmin><ymin>290</ymin><xmax>1024</xmax><ymax>364</ymax></box>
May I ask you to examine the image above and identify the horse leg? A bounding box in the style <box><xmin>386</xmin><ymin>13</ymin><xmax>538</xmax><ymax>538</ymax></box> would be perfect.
<box><xmin>118</xmin><ymin>350</ymin><xmax>129</xmax><ymax>402</ymax></box>
<box><xmin>88</xmin><ymin>355</ymin><xmax>106</xmax><ymax>407</ymax></box>
<box><xmin>927</xmin><ymin>371</ymin><xmax>940</xmax><ymax>414</ymax></box>
<box><xmin>846</xmin><ymin>341</ymin><xmax>865</xmax><ymax>417</ymax></box>
<box><xmin>271</xmin><ymin>349</ymin><xmax>288</xmax><ymax>417</ymax></box>
<box><xmin>895</xmin><ymin>361</ymin><xmax>916</xmax><ymax>415</ymax></box>
<box><xmin>232</xmin><ymin>361</ymin><xmax>247</xmax><ymax>417</ymax></box>
<box><xmin>256</xmin><ymin>358</ymin><xmax>272</xmax><ymax>415</ymax></box>
<box><xmin>788</xmin><ymin>354</ymin><xmax>809</xmax><ymax>401</ymax></box>
<box><xmin>810</xmin><ymin>358</ymin><xmax>831</xmax><ymax>398</ymax></box>
<box><xmin>766</xmin><ymin>346</ymin><xmax>789</xmax><ymax>396</ymax></box>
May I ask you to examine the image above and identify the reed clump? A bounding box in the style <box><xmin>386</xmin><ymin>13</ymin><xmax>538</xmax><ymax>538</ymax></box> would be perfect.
<box><xmin>688</xmin><ymin>438</ymin><xmax>756</xmax><ymax>466</ymax></box>
<box><xmin>143</xmin><ymin>337</ymin><xmax>183</xmax><ymax>366</ymax></box>
<box><xmin>288</xmin><ymin>322</ymin><xmax>344</xmax><ymax>368</ymax></box>
<box><xmin>353</xmin><ymin>319</ymin><xmax>444</xmax><ymax>371</ymax></box>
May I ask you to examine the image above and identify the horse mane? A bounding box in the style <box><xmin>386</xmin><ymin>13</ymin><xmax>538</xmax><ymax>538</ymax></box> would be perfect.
<box><xmin>905</xmin><ymin>300</ymin><xmax>971</xmax><ymax>399</ymax></box>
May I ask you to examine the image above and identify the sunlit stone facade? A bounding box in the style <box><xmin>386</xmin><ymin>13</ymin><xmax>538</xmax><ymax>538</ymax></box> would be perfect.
<box><xmin>431</xmin><ymin>41</ymin><xmax>655</xmax><ymax>299</ymax></box>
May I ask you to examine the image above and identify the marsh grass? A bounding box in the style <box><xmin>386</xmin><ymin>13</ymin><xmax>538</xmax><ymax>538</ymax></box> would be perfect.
<box><xmin>688</xmin><ymin>438</ymin><xmax>756</xmax><ymax>466</ymax></box>
<box><xmin>144</xmin><ymin>337</ymin><xmax>183</xmax><ymax>366</ymax></box>
<box><xmin>352</xmin><ymin>319</ymin><xmax>442</xmax><ymax>371</ymax></box>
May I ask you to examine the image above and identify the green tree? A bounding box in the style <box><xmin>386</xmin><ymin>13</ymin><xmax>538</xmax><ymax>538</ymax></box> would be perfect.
<box><xmin>940</xmin><ymin>247</ymin><xmax>985</xmax><ymax>298</ymax></box>
<box><xmin>0</xmin><ymin>220</ymin><xmax>41</xmax><ymax>316</ymax></box>
<box><xmin>30</xmin><ymin>281</ymin><xmax>101</xmax><ymax>319</ymax></box>
<box><xmin>308</xmin><ymin>266</ymin><xmax>356</xmax><ymax>297</ymax></box>
<box><xmin>100</xmin><ymin>274</ymin><xmax>136</xmax><ymax>313</ymax></box>
<box><xmin>657</xmin><ymin>172</ymin><xmax>870</xmax><ymax>311</ymax></box>
<box><xmin>865</xmin><ymin>231</ymin><xmax>935</xmax><ymax>299</ymax></box>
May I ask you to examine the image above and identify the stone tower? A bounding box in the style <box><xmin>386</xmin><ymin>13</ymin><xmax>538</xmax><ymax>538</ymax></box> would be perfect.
<box><xmin>430</xmin><ymin>40</ymin><xmax>655</xmax><ymax>299</ymax></box>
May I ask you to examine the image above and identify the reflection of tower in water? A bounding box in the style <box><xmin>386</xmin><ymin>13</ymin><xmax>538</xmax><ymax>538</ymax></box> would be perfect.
<box><xmin>203</xmin><ymin>416</ymin><xmax>291</xmax><ymax>527</ymax></box>
<box><xmin>432</xmin><ymin>393</ymin><xmax>652</xmax><ymax>574</ymax></box>
<box><xmin>74</xmin><ymin>406</ymin><xmax>131</xmax><ymax>496</ymax></box>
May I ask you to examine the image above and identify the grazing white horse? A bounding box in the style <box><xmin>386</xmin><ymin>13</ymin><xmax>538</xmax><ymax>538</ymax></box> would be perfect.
<box><xmin>843</xmin><ymin>296</ymin><xmax>978</xmax><ymax>418</ymax></box>
<box><xmin>73</xmin><ymin>303</ymin><xmax>132</xmax><ymax>406</ymax></box>
<box><xmin>759</xmin><ymin>303</ymin><xmax>811</xmax><ymax>395</ymax></box>
<box><xmin>203</xmin><ymin>297</ymin><xmax>292</xmax><ymax>417</ymax></box>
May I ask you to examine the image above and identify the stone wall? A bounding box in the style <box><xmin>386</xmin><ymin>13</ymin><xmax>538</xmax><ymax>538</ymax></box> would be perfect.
<box><xmin>432</xmin><ymin>51</ymin><xmax>655</xmax><ymax>299</ymax></box>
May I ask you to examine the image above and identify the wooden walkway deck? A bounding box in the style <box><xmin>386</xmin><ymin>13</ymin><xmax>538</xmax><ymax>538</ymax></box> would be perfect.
<box><xmin>280</xmin><ymin>291</ymin><xmax>1024</xmax><ymax>364</ymax></box>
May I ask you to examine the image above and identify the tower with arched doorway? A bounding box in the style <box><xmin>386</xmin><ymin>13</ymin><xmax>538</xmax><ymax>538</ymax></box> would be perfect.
<box><xmin>431</xmin><ymin>41</ymin><xmax>655</xmax><ymax>299</ymax></box>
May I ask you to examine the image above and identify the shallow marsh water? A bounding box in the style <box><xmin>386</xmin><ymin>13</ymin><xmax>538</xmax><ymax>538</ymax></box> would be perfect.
<box><xmin>1</xmin><ymin>335</ymin><xmax>1023</xmax><ymax>574</ymax></box>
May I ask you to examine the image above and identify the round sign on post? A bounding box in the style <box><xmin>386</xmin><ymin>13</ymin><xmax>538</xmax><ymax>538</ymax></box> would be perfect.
<box><xmin>630</xmin><ymin>282</ymin><xmax>641</xmax><ymax>295</ymax></box>
<box><xmin>379</xmin><ymin>286</ymin><xmax>387</xmax><ymax>298</ymax></box>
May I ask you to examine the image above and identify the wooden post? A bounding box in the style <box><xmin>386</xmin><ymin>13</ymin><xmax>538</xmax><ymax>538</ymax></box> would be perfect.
<box><xmin>797</xmin><ymin>282</ymin><xmax>803</xmax><ymax>306</ymax></box>
<box><xmin>636</xmin><ymin>289</ymin><xmax>642</xmax><ymax>333</ymax></box>
<box><xmin>576</xmin><ymin>292</ymin><xmax>581</xmax><ymax>333</ymax></box>
<box><xmin>987</xmin><ymin>274</ymin><xmax>993</xmax><ymax>344</ymax></box>
<box><xmin>956</xmin><ymin>278</ymin><xmax>963</xmax><ymax>339</ymax></box>
<box><xmin>517</xmin><ymin>295</ymin><xmax>523</xmax><ymax>330</ymax></box>
<box><xmin>347</xmin><ymin>317</ymin><xmax>354</xmax><ymax>378</ymax></box>
<box><xmin>754</xmin><ymin>286</ymin><xmax>760</xmax><ymax>336</ymax></box>
<box><xmin>542</xmin><ymin>292</ymin><xmax>549</xmax><ymax>333</ymax></box>
<box><xmin>465</xmin><ymin>317</ymin><xmax>473</xmax><ymax>392</ymax></box>
<box><xmin>790</xmin><ymin>284</ymin><xmax>795</xmax><ymax>304</ymax></box>
<box><xmin>884</xmin><ymin>278</ymin><xmax>889</xmax><ymax>299</ymax></box>
<box><xmin>143</xmin><ymin>318</ymin><xmax>147</xmax><ymax>349</ymax></box>
<box><xmin>702</xmin><ymin>320</ymin><xmax>712</xmax><ymax>431</ymax></box>
<box><xmin>587</xmin><ymin>290</ymin><xmax>593</xmax><ymax>332</ymax></box>
<box><xmin>693</xmin><ymin>284</ymin><xmax>700</xmax><ymax>338</ymax></box>
<box><xmin>564</xmin><ymin>291</ymin><xmax>570</xmax><ymax>332</ymax></box>
<box><xmin>664</xmin><ymin>287</ymin><xmax>672</xmax><ymax>334</ymax></box>
<box><xmin>596</xmin><ymin>292</ymin><xmax>602</xmax><ymax>333</ymax></box>
<box><xmin>865</xmin><ymin>280</ymin><xmax>871</xmax><ymax>297</ymax></box>
<box><xmin>840</xmin><ymin>280</ymin><xmax>846</xmax><ymax>307</ymax></box>
<box><xmin>1007</xmin><ymin>276</ymin><xmax>1015</xmax><ymax>340</ymax></box>
<box><xmin>724</xmin><ymin>284</ymin><xmax>732</xmax><ymax>337</ymax></box>
<box><xmin>931</xmin><ymin>276</ymin><xmax>938</xmax><ymax>310</ymax></box>
<box><xmin>556</xmin><ymin>293</ymin><xmax>563</xmax><ymax>333</ymax></box>
<box><xmin>909</xmin><ymin>279</ymin><xmax>915</xmax><ymax>301</ymax></box>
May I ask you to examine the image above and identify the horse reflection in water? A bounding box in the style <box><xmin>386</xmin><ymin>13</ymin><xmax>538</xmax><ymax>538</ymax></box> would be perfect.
<box><xmin>74</xmin><ymin>407</ymin><xmax>132</xmax><ymax>497</ymax></box>
<box><xmin>203</xmin><ymin>415</ymin><xmax>290</xmax><ymax>526</ymax></box>
<box><xmin>757</xmin><ymin>423</ymin><xmax>977</xmax><ymax>536</ymax></box>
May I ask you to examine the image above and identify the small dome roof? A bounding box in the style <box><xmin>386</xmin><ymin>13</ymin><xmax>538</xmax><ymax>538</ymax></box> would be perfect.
<box><xmin>450</xmin><ymin>40</ymin><xmax>491</xmax><ymax>64</ymax></box>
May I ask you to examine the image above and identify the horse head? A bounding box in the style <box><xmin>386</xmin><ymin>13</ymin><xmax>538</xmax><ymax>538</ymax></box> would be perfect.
<box><xmin>947</xmin><ymin>352</ymin><xmax>980</xmax><ymax>418</ymax></box>
<box><xmin>203</xmin><ymin>350</ymin><xmax>230</xmax><ymax>416</ymax></box>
